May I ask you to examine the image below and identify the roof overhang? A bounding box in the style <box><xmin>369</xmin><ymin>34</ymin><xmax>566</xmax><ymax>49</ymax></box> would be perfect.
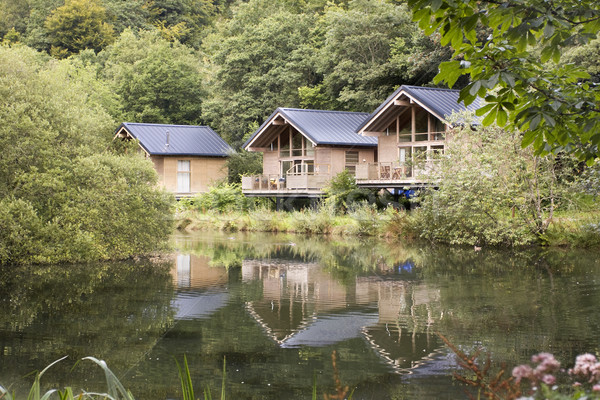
<box><xmin>357</xmin><ymin>89</ymin><xmax>447</xmax><ymax>135</ymax></box>
<box><xmin>244</xmin><ymin>110</ymin><xmax>317</xmax><ymax>151</ymax></box>
<box><xmin>113</xmin><ymin>125</ymin><xmax>151</xmax><ymax>156</ymax></box>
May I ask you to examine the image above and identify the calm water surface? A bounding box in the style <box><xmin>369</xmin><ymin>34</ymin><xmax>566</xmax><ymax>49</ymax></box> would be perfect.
<box><xmin>1</xmin><ymin>232</ymin><xmax>599</xmax><ymax>399</ymax></box>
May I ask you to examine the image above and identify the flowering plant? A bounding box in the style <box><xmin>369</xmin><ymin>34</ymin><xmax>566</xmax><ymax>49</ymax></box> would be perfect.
<box><xmin>440</xmin><ymin>333</ymin><xmax>600</xmax><ymax>400</ymax></box>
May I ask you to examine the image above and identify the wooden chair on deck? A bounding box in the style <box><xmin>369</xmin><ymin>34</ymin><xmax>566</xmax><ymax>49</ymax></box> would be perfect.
<box><xmin>380</xmin><ymin>165</ymin><xmax>391</xmax><ymax>179</ymax></box>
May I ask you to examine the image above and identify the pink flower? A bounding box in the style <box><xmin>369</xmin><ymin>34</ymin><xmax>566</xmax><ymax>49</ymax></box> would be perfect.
<box><xmin>512</xmin><ymin>364</ymin><xmax>534</xmax><ymax>383</ymax></box>
<box><xmin>593</xmin><ymin>384</ymin><xmax>600</xmax><ymax>392</ymax></box>
<box><xmin>569</xmin><ymin>353</ymin><xmax>600</xmax><ymax>383</ymax></box>
<box><xmin>542</xmin><ymin>374</ymin><xmax>556</xmax><ymax>385</ymax></box>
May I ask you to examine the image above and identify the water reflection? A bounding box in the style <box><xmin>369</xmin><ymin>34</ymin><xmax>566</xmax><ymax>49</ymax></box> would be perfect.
<box><xmin>171</xmin><ymin>254</ymin><xmax>230</xmax><ymax>320</ymax></box>
<box><xmin>241</xmin><ymin>259</ymin><xmax>442</xmax><ymax>374</ymax></box>
<box><xmin>1</xmin><ymin>231</ymin><xmax>599</xmax><ymax>399</ymax></box>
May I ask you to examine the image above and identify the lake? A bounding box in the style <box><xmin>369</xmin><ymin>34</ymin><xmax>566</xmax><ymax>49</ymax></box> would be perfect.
<box><xmin>1</xmin><ymin>231</ymin><xmax>599</xmax><ymax>399</ymax></box>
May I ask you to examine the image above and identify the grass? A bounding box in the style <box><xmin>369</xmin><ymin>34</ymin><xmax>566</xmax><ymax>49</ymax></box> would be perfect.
<box><xmin>175</xmin><ymin>203</ymin><xmax>407</xmax><ymax>239</ymax></box>
<box><xmin>0</xmin><ymin>356</ymin><xmax>134</xmax><ymax>400</ymax></box>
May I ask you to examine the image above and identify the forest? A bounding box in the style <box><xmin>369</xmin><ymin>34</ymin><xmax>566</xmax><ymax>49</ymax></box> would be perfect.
<box><xmin>0</xmin><ymin>0</ymin><xmax>477</xmax><ymax>148</ymax></box>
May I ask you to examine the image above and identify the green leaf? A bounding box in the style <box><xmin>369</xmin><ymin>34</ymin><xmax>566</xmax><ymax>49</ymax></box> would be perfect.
<box><xmin>469</xmin><ymin>81</ymin><xmax>482</xmax><ymax>96</ymax></box>
<box><xmin>540</xmin><ymin>45</ymin><xmax>553</xmax><ymax>63</ymax></box>
<box><xmin>482</xmin><ymin>106</ymin><xmax>498</xmax><ymax>126</ymax></box>
<box><xmin>521</xmin><ymin>129</ymin><xmax>537</xmax><ymax>148</ymax></box>
<box><xmin>543</xmin><ymin>22</ymin><xmax>555</xmax><ymax>39</ymax></box>
<box><xmin>496</xmin><ymin>107</ymin><xmax>508</xmax><ymax>126</ymax></box>
<box><xmin>529</xmin><ymin>114</ymin><xmax>542</xmax><ymax>130</ymax></box>
<box><xmin>434</xmin><ymin>60</ymin><xmax>464</xmax><ymax>87</ymax></box>
<box><xmin>430</xmin><ymin>0</ymin><xmax>443</xmax><ymax>12</ymax></box>
<box><xmin>475</xmin><ymin>103</ymin><xmax>496</xmax><ymax>116</ymax></box>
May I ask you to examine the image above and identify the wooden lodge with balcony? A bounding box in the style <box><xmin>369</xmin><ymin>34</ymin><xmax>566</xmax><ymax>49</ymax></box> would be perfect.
<box><xmin>242</xmin><ymin>85</ymin><xmax>481</xmax><ymax>198</ymax></box>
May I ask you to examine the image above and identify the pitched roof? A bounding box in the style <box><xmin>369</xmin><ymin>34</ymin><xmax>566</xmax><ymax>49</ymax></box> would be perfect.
<box><xmin>117</xmin><ymin>123</ymin><xmax>233</xmax><ymax>157</ymax></box>
<box><xmin>244</xmin><ymin>108</ymin><xmax>377</xmax><ymax>150</ymax></box>
<box><xmin>357</xmin><ymin>85</ymin><xmax>482</xmax><ymax>133</ymax></box>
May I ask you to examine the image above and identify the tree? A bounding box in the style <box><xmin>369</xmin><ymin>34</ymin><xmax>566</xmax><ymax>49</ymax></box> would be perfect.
<box><xmin>409</xmin><ymin>0</ymin><xmax>600</xmax><ymax>163</ymax></box>
<box><xmin>201</xmin><ymin>0</ymin><xmax>320</xmax><ymax>146</ymax></box>
<box><xmin>414</xmin><ymin>117</ymin><xmax>571</xmax><ymax>246</ymax></box>
<box><xmin>312</xmin><ymin>0</ymin><xmax>450</xmax><ymax>111</ymax></box>
<box><xmin>145</xmin><ymin>0</ymin><xmax>218</xmax><ymax>46</ymax></box>
<box><xmin>0</xmin><ymin>0</ymin><xmax>30</xmax><ymax>40</ymax></box>
<box><xmin>44</xmin><ymin>0</ymin><xmax>115</xmax><ymax>58</ymax></box>
<box><xmin>100</xmin><ymin>29</ymin><xmax>204</xmax><ymax>124</ymax></box>
<box><xmin>0</xmin><ymin>45</ymin><xmax>173</xmax><ymax>264</ymax></box>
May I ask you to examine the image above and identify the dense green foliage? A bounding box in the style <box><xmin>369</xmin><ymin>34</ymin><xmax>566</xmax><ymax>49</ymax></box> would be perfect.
<box><xmin>45</xmin><ymin>0</ymin><xmax>115</xmax><ymax>58</ymax></box>
<box><xmin>0</xmin><ymin>45</ymin><xmax>173</xmax><ymax>265</ymax></box>
<box><xmin>100</xmin><ymin>29</ymin><xmax>205</xmax><ymax>124</ymax></box>
<box><xmin>411</xmin><ymin>119</ymin><xmax>598</xmax><ymax>247</ymax></box>
<box><xmin>0</xmin><ymin>0</ymin><xmax>455</xmax><ymax>149</ymax></box>
<box><xmin>409</xmin><ymin>0</ymin><xmax>600</xmax><ymax>163</ymax></box>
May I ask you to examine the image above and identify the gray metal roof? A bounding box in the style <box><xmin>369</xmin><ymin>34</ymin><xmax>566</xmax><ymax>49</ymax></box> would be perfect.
<box><xmin>119</xmin><ymin>123</ymin><xmax>233</xmax><ymax>156</ymax></box>
<box><xmin>357</xmin><ymin>85</ymin><xmax>482</xmax><ymax>132</ymax></box>
<box><xmin>244</xmin><ymin>108</ymin><xmax>377</xmax><ymax>149</ymax></box>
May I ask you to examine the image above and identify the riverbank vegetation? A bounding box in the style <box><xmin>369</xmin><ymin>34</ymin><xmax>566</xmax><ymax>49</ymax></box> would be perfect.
<box><xmin>0</xmin><ymin>45</ymin><xmax>173</xmax><ymax>265</ymax></box>
<box><xmin>176</xmin><ymin>121</ymin><xmax>600</xmax><ymax>249</ymax></box>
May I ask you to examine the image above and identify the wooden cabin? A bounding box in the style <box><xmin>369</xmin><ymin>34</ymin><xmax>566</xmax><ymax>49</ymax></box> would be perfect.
<box><xmin>242</xmin><ymin>108</ymin><xmax>377</xmax><ymax>196</ymax></box>
<box><xmin>242</xmin><ymin>86</ymin><xmax>481</xmax><ymax>196</ymax></box>
<box><xmin>355</xmin><ymin>85</ymin><xmax>481</xmax><ymax>188</ymax></box>
<box><xmin>115</xmin><ymin>123</ymin><xmax>233</xmax><ymax>197</ymax></box>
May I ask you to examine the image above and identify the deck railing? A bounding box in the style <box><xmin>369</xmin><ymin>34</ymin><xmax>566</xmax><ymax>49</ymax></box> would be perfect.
<box><xmin>356</xmin><ymin>162</ymin><xmax>412</xmax><ymax>181</ymax></box>
<box><xmin>355</xmin><ymin>160</ymin><xmax>440</xmax><ymax>181</ymax></box>
<box><xmin>241</xmin><ymin>164</ymin><xmax>331</xmax><ymax>191</ymax></box>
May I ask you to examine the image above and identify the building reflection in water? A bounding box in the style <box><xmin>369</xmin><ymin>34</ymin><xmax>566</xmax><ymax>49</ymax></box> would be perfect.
<box><xmin>242</xmin><ymin>258</ymin><xmax>443</xmax><ymax>374</ymax></box>
<box><xmin>170</xmin><ymin>254</ymin><xmax>230</xmax><ymax>320</ymax></box>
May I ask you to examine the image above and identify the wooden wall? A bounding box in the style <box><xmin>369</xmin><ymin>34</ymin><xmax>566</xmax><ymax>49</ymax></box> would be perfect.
<box><xmin>378</xmin><ymin>135</ymin><xmax>398</xmax><ymax>163</ymax></box>
<box><xmin>153</xmin><ymin>155</ymin><xmax>228</xmax><ymax>194</ymax></box>
<box><xmin>262</xmin><ymin>151</ymin><xmax>279</xmax><ymax>175</ymax></box>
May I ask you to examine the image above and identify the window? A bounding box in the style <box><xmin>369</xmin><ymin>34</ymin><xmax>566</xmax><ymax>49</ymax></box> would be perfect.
<box><xmin>281</xmin><ymin>160</ymin><xmax>292</xmax><ymax>175</ymax></box>
<box><xmin>292</xmin><ymin>131</ymin><xmax>303</xmax><ymax>156</ymax></box>
<box><xmin>280</xmin><ymin>133</ymin><xmax>290</xmax><ymax>157</ymax></box>
<box><xmin>345</xmin><ymin>151</ymin><xmax>359</xmax><ymax>175</ymax></box>
<box><xmin>385</xmin><ymin>120</ymin><xmax>397</xmax><ymax>136</ymax></box>
<box><xmin>399</xmin><ymin>147</ymin><xmax>411</xmax><ymax>163</ymax></box>
<box><xmin>177</xmin><ymin>160</ymin><xmax>191</xmax><ymax>193</ymax></box>
<box><xmin>304</xmin><ymin>139</ymin><xmax>314</xmax><ymax>156</ymax></box>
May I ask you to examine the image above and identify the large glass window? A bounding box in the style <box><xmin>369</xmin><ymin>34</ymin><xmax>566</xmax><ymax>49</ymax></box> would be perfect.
<box><xmin>292</xmin><ymin>131</ymin><xmax>303</xmax><ymax>156</ymax></box>
<box><xmin>399</xmin><ymin>147</ymin><xmax>411</xmax><ymax>163</ymax></box>
<box><xmin>281</xmin><ymin>160</ymin><xmax>292</xmax><ymax>175</ymax></box>
<box><xmin>304</xmin><ymin>139</ymin><xmax>314</xmax><ymax>156</ymax></box>
<box><xmin>415</xmin><ymin>109</ymin><xmax>429</xmax><ymax>141</ymax></box>
<box><xmin>177</xmin><ymin>160</ymin><xmax>191</xmax><ymax>193</ymax></box>
<box><xmin>280</xmin><ymin>133</ymin><xmax>290</xmax><ymax>157</ymax></box>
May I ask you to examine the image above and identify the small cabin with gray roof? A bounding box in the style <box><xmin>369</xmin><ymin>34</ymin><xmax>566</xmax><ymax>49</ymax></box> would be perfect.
<box><xmin>242</xmin><ymin>85</ymin><xmax>481</xmax><ymax>196</ymax></box>
<box><xmin>243</xmin><ymin>108</ymin><xmax>377</xmax><ymax>195</ymax></box>
<box><xmin>115</xmin><ymin>123</ymin><xmax>233</xmax><ymax>196</ymax></box>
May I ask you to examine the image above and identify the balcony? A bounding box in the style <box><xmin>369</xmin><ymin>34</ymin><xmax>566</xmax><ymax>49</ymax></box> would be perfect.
<box><xmin>355</xmin><ymin>161</ymin><xmax>438</xmax><ymax>188</ymax></box>
<box><xmin>241</xmin><ymin>164</ymin><xmax>331</xmax><ymax>196</ymax></box>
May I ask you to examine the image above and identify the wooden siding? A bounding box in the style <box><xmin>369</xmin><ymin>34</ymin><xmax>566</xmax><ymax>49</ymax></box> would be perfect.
<box><xmin>154</xmin><ymin>155</ymin><xmax>228</xmax><ymax>194</ymax></box>
<box><xmin>377</xmin><ymin>135</ymin><xmax>398</xmax><ymax>163</ymax></box>
<box><xmin>263</xmin><ymin>151</ymin><xmax>279</xmax><ymax>175</ymax></box>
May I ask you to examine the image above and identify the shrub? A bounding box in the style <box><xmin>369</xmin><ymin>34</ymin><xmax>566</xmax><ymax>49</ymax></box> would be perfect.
<box><xmin>194</xmin><ymin>183</ymin><xmax>253</xmax><ymax>213</ymax></box>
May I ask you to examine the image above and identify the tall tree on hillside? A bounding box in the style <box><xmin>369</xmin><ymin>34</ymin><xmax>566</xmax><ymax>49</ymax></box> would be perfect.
<box><xmin>100</xmin><ymin>29</ymin><xmax>204</xmax><ymax>124</ymax></box>
<box><xmin>45</xmin><ymin>0</ymin><xmax>115</xmax><ymax>58</ymax></box>
<box><xmin>102</xmin><ymin>0</ymin><xmax>151</xmax><ymax>34</ymax></box>
<box><xmin>0</xmin><ymin>0</ymin><xmax>30</xmax><ymax>40</ymax></box>
<box><xmin>311</xmin><ymin>0</ymin><xmax>450</xmax><ymax>111</ymax></box>
<box><xmin>145</xmin><ymin>0</ymin><xmax>219</xmax><ymax>46</ymax></box>
<box><xmin>202</xmin><ymin>0</ymin><xmax>320</xmax><ymax>146</ymax></box>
